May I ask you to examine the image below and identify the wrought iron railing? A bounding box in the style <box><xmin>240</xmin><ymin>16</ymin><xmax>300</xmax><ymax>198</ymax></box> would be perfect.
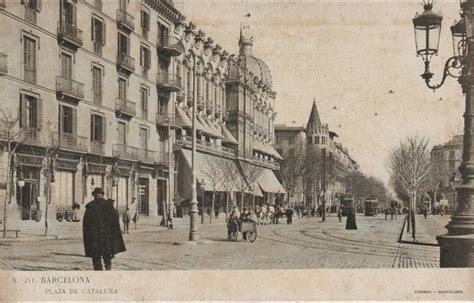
<box><xmin>115</xmin><ymin>98</ymin><xmax>136</xmax><ymax>116</ymax></box>
<box><xmin>157</xmin><ymin>35</ymin><xmax>183</xmax><ymax>56</ymax></box>
<box><xmin>56</xmin><ymin>76</ymin><xmax>85</xmax><ymax>99</ymax></box>
<box><xmin>24</xmin><ymin>65</ymin><xmax>36</xmax><ymax>84</ymax></box>
<box><xmin>57</xmin><ymin>133</ymin><xmax>88</xmax><ymax>152</ymax></box>
<box><xmin>24</xmin><ymin>5</ymin><xmax>36</xmax><ymax>25</ymax></box>
<box><xmin>112</xmin><ymin>144</ymin><xmax>139</xmax><ymax>160</ymax></box>
<box><xmin>0</xmin><ymin>53</ymin><xmax>7</xmax><ymax>74</ymax></box>
<box><xmin>117</xmin><ymin>52</ymin><xmax>135</xmax><ymax>72</ymax></box>
<box><xmin>90</xmin><ymin>141</ymin><xmax>104</xmax><ymax>155</ymax></box>
<box><xmin>156</xmin><ymin>72</ymin><xmax>182</xmax><ymax>89</ymax></box>
<box><xmin>116</xmin><ymin>9</ymin><xmax>134</xmax><ymax>31</ymax></box>
<box><xmin>57</xmin><ymin>22</ymin><xmax>83</xmax><ymax>46</ymax></box>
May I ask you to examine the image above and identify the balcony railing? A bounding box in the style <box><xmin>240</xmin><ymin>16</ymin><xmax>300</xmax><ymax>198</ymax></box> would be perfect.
<box><xmin>156</xmin><ymin>73</ymin><xmax>182</xmax><ymax>92</ymax></box>
<box><xmin>94</xmin><ymin>42</ymin><xmax>102</xmax><ymax>55</ymax></box>
<box><xmin>0</xmin><ymin>53</ymin><xmax>7</xmax><ymax>74</ymax></box>
<box><xmin>175</xmin><ymin>135</ymin><xmax>237</xmax><ymax>158</ymax></box>
<box><xmin>156</xmin><ymin>113</ymin><xmax>176</xmax><ymax>128</ymax></box>
<box><xmin>157</xmin><ymin>35</ymin><xmax>183</xmax><ymax>57</ymax></box>
<box><xmin>253</xmin><ymin>157</ymin><xmax>280</xmax><ymax>170</ymax></box>
<box><xmin>112</xmin><ymin>144</ymin><xmax>139</xmax><ymax>160</ymax></box>
<box><xmin>115</xmin><ymin>98</ymin><xmax>136</xmax><ymax>117</ymax></box>
<box><xmin>116</xmin><ymin>9</ymin><xmax>134</xmax><ymax>31</ymax></box>
<box><xmin>94</xmin><ymin>0</ymin><xmax>102</xmax><ymax>11</ymax></box>
<box><xmin>137</xmin><ymin>149</ymin><xmax>162</xmax><ymax>163</ymax></box>
<box><xmin>90</xmin><ymin>141</ymin><xmax>104</xmax><ymax>155</ymax></box>
<box><xmin>56</xmin><ymin>76</ymin><xmax>84</xmax><ymax>100</ymax></box>
<box><xmin>93</xmin><ymin>91</ymin><xmax>102</xmax><ymax>104</ymax></box>
<box><xmin>19</xmin><ymin>127</ymin><xmax>40</xmax><ymax>144</ymax></box>
<box><xmin>117</xmin><ymin>52</ymin><xmax>135</xmax><ymax>73</ymax></box>
<box><xmin>24</xmin><ymin>5</ymin><xmax>36</xmax><ymax>25</ymax></box>
<box><xmin>56</xmin><ymin>133</ymin><xmax>88</xmax><ymax>152</ymax></box>
<box><xmin>57</xmin><ymin>22</ymin><xmax>83</xmax><ymax>47</ymax></box>
<box><xmin>24</xmin><ymin>66</ymin><xmax>36</xmax><ymax>84</ymax></box>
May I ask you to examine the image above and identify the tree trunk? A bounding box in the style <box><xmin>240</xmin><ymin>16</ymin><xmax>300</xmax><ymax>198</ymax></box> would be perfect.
<box><xmin>210</xmin><ymin>191</ymin><xmax>215</xmax><ymax>224</ymax></box>
<box><xmin>2</xmin><ymin>152</ymin><xmax>12</xmax><ymax>238</ymax></box>
<box><xmin>252</xmin><ymin>194</ymin><xmax>255</xmax><ymax>220</ymax></box>
<box><xmin>225</xmin><ymin>192</ymin><xmax>229</xmax><ymax>220</ymax></box>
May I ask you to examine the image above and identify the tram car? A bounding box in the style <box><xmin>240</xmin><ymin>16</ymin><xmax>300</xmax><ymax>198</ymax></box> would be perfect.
<box><xmin>340</xmin><ymin>197</ymin><xmax>355</xmax><ymax>216</ymax></box>
<box><xmin>364</xmin><ymin>199</ymin><xmax>380</xmax><ymax>216</ymax></box>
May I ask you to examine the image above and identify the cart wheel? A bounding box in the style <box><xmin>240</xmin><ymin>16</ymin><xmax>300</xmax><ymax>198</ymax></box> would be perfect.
<box><xmin>248</xmin><ymin>231</ymin><xmax>257</xmax><ymax>242</ymax></box>
<box><xmin>231</xmin><ymin>231</ymin><xmax>238</xmax><ymax>241</ymax></box>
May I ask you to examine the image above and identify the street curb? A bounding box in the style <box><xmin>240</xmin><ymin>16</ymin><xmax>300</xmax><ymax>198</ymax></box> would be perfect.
<box><xmin>398</xmin><ymin>215</ymin><xmax>439</xmax><ymax>247</ymax></box>
<box><xmin>0</xmin><ymin>235</ymin><xmax>58</xmax><ymax>242</ymax></box>
<box><xmin>398</xmin><ymin>214</ymin><xmax>407</xmax><ymax>243</ymax></box>
<box><xmin>172</xmin><ymin>239</ymin><xmax>215</xmax><ymax>246</ymax></box>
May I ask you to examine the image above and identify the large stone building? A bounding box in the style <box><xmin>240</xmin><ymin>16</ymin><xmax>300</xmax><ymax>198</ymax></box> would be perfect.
<box><xmin>0</xmin><ymin>0</ymin><xmax>284</xmax><ymax>236</ymax></box>
<box><xmin>275</xmin><ymin>100</ymin><xmax>359</xmax><ymax>207</ymax></box>
<box><xmin>430</xmin><ymin>135</ymin><xmax>463</xmax><ymax>212</ymax></box>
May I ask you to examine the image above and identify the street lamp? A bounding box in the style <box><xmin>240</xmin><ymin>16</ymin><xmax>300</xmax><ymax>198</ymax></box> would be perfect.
<box><xmin>449</xmin><ymin>172</ymin><xmax>460</xmax><ymax>212</ymax></box>
<box><xmin>412</xmin><ymin>0</ymin><xmax>474</xmax><ymax>267</ymax></box>
<box><xmin>412</xmin><ymin>0</ymin><xmax>464</xmax><ymax>90</ymax></box>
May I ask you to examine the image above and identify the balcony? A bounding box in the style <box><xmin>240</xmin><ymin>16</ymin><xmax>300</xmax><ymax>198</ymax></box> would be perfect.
<box><xmin>117</xmin><ymin>52</ymin><xmax>135</xmax><ymax>74</ymax></box>
<box><xmin>115</xmin><ymin>98</ymin><xmax>136</xmax><ymax>118</ymax></box>
<box><xmin>93</xmin><ymin>42</ymin><xmax>102</xmax><ymax>56</ymax></box>
<box><xmin>24</xmin><ymin>66</ymin><xmax>36</xmax><ymax>84</ymax></box>
<box><xmin>94</xmin><ymin>0</ymin><xmax>102</xmax><ymax>11</ymax></box>
<box><xmin>90</xmin><ymin>141</ymin><xmax>104</xmax><ymax>155</ymax></box>
<box><xmin>24</xmin><ymin>5</ymin><xmax>36</xmax><ymax>25</ymax></box>
<box><xmin>175</xmin><ymin>135</ymin><xmax>237</xmax><ymax>158</ymax></box>
<box><xmin>56</xmin><ymin>133</ymin><xmax>88</xmax><ymax>152</ymax></box>
<box><xmin>253</xmin><ymin>157</ymin><xmax>280</xmax><ymax>170</ymax></box>
<box><xmin>112</xmin><ymin>144</ymin><xmax>139</xmax><ymax>160</ymax></box>
<box><xmin>0</xmin><ymin>53</ymin><xmax>7</xmax><ymax>75</ymax></box>
<box><xmin>57</xmin><ymin>22</ymin><xmax>83</xmax><ymax>48</ymax></box>
<box><xmin>157</xmin><ymin>36</ymin><xmax>183</xmax><ymax>57</ymax></box>
<box><xmin>137</xmin><ymin>149</ymin><xmax>168</xmax><ymax>164</ymax></box>
<box><xmin>156</xmin><ymin>73</ymin><xmax>182</xmax><ymax>92</ymax></box>
<box><xmin>19</xmin><ymin>128</ymin><xmax>40</xmax><ymax>145</ymax></box>
<box><xmin>156</xmin><ymin>113</ymin><xmax>178</xmax><ymax>129</ymax></box>
<box><xmin>56</xmin><ymin>76</ymin><xmax>84</xmax><ymax>101</ymax></box>
<box><xmin>116</xmin><ymin>9</ymin><xmax>134</xmax><ymax>32</ymax></box>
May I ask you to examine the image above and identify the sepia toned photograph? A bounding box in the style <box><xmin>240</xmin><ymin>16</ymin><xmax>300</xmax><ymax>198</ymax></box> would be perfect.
<box><xmin>0</xmin><ymin>0</ymin><xmax>473</xmax><ymax>300</ymax></box>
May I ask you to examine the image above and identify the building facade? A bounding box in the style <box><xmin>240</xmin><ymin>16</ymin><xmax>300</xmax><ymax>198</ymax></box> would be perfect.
<box><xmin>0</xmin><ymin>0</ymin><xmax>285</xmax><ymax>235</ymax></box>
<box><xmin>275</xmin><ymin>100</ymin><xmax>359</xmax><ymax>208</ymax></box>
<box><xmin>430</xmin><ymin>135</ymin><xmax>463</xmax><ymax>212</ymax></box>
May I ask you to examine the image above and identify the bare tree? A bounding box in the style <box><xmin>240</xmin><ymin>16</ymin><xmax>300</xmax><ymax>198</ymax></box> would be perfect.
<box><xmin>237</xmin><ymin>161</ymin><xmax>263</xmax><ymax>216</ymax></box>
<box><xmin>278</xmin><ymin>142</ymin><xmax>305</xmax><ymax>205</ymax></box>
<box><xmin>201</xmin><ymin>155</ymin><xmax>225</xmax><ymax>224</ymax></box>
<box><xmin>0</xmin><ymin>109</ymin><xmax>31</xmax><ymax>237</ymax></box>
<box><xmin>389</xmin><ymin>136</ymin><xmax>432</xmax><ymax>241</ymax></box>
<box><xmin>212</xmin><ymin>156</ymin><xmax>240</xmax><ymax>220</ymax></box>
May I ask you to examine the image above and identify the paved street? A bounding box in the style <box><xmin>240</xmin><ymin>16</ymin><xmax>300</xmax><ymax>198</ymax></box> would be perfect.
<box><xmin>0</xmin><ymin>214</ymin><xmax>449</xmax><ymax>270</ymax></box>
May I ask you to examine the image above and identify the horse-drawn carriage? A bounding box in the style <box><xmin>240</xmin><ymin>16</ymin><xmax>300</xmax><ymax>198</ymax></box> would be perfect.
<box><xmin>228</xmin><ymin>219</ymin><xmax>258</xmax><ymax>242</ymax></box>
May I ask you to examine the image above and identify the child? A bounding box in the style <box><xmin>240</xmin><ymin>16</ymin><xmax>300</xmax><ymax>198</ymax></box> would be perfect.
<box><xmin>122</xmin><ymin>208</ymin><xmax>131</xmax><ymax>234</ymax></box>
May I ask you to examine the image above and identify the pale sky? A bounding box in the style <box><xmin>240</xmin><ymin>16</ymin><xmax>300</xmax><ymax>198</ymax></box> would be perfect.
<box><xmin>178</xmin><ymin>0</ymin><xmax>464</xmax><ymax>185</ymax></box>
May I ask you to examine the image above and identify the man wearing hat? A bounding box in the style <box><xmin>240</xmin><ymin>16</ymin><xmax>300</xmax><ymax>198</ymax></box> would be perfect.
<box><xmin>83</xmin><ymin>187</ymin><xmax>126</xmax><ymax>270</ymax></box>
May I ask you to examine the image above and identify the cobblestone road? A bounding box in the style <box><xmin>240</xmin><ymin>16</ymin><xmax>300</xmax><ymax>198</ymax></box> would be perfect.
<box><xmin>0</xmin><ymin>214</ymin><xmax>449</xmax><ymax>270</ymax></box>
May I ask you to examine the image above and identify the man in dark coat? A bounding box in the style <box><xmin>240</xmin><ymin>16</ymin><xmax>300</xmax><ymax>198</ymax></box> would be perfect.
<box><xmin>83</xmin><ymin>188</ymin><xmax>126</xmax><ymax>270</ymax></box>
<box><xmin>345</xmin><ymin>207</ymin><xmax>358</xmax><ymax>230</ymax></box>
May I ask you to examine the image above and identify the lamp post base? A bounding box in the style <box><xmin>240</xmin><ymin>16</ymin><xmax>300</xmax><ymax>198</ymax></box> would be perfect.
<box><xmin>189</xmin><ymin>212</ymin><xmax>200</xmax><ymax>241</ymax></box>
<box><xmin>437</xmin><ymin>233</ymin><xmax>474</xmax><ymax>267</ymax></box>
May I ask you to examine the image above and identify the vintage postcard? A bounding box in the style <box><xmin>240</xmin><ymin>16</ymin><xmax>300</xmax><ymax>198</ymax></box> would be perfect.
<box><xmin>0</xmin><ymin>0</ymin><xmax>473</xmax><ymax>301</ymax></box>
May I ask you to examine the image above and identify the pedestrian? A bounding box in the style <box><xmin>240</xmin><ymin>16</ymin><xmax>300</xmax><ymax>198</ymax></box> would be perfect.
<box><xmin>337</xmin><ymin>207</ymin><xmax>343</xmax><ymax>222</ymax></box>
<box><xmin>215</xmin><ymin>207</ymin><xmax>219</xmax><ymax>219</ymax></box>
<box><xmin>423</xmin><ymin>205</ymin><xmax>429</xmax><ymax>219</ymax></box>
<box><xmin>286</xmin><ymin>207</ymin><xmax>294</xmax><ymax>224</ymax></box>
<box><xmin>122</xmin><ymin>207</ymin><xmax>131</xmax><ymax>234</ymax></box>
<box><xmin>83</xmin><ymin>187</ymin><xmax>126</xmax><ymax>271</ymax></box>
<box><xmin>345</xmin><ymin>207</ymin><xmax>358</xmax><ymax>230</ymax></box>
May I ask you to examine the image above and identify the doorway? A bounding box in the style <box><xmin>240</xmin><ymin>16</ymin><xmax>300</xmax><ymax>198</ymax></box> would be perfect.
<box><xmin>137</xmin><ymin>178</ymin><xmax>149</xmax><ymax>216</ymax></box>
<box><xmin>17</xmin><ymin>167</ymin><xmax>40</xmax><ymax>220</ymax></box>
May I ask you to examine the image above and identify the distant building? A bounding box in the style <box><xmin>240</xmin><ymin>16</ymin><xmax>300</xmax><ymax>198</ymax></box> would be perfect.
<box><xmin>430</xmin><ymin>135</ymin><xmax>463</xmax><ymax>212</ymax></box>
<box><xmin>275</xmin><ymin>100</ymin><xmax>359</xmax><ymax>207</ymax></box>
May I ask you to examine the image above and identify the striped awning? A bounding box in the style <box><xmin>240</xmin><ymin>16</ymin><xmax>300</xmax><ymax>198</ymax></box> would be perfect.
<box><xmin>221</xmin><ymin>125</ymin><xmax>239</xmax><ymax>145</ymax></box>
<box><xmin>257</xmin><ymin>168</ymin><xmax>287</xmax><ymax>194</ymax></box>
<box><xmin>175</xmin><ymin>106</ymin><xmax>192</xmax><ymax>129</ymax></box>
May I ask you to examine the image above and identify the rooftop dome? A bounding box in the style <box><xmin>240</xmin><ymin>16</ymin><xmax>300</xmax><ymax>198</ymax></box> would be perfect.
<box><xmin>238</xmin><ymin>27</ymin><xmax>272</xmax><ymax>85</ymax></box>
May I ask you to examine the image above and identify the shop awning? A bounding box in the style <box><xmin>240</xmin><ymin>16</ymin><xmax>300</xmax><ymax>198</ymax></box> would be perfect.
<box><xmin>175</xmin><ymin>106</ymin><xmax>192</xmax><ymax>129</ymax></box>
<box><xmin>202</xmin><ymin>117</ymin><xmax>224</xmax><ymax>139</ymax></box>
<box><xmin>196</xmin><ymin>115</ymin><xmax>217</xmax><ymax>137</ymax></box>
<box><xmin>252</xmin><ymin>139</ymin><xmax>267</xmax><ymax>155</ymax></box>
<box><xmin>185</xmin><ymin>111</ymin><xmax>206</xmax><ymax>133</ymax></box>
<box><xmin>256</xmin><ymin>168</ymin><xmax>287</xmax><ymax>194</ymax></box>
<box><xmin>266</xmin><ymin>144</ymin><xmax>283</xmax><ymax>160</ymax></box>
<box><xmin>221</xmin><ymin>125</ymin><xmax>239</xmax><ymax>145</ymax></box>
<box><xmin>181</xmin><ymin>149</ymin><xmax>241</xmax><ymax>192</ymax></box>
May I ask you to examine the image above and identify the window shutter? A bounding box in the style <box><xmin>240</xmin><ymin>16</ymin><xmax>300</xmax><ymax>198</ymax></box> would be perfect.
<box><xmin>146</xmin><ymin>49</ymin><xmax>151</xmax><ymax>69</ymax></box>
<box><xmin>91</xmin><ymin>18</ymin><xmax>95</xmax><ymax>42</ymax></box>
<box><xmin>140</xmin><ymin>46</ymin><xmax>143</xmax><ymax>67</ymax></box>
<box><xmin>90</xmin><ymin>115</ymin><xmax>94</xmax><ymax>141</ymax></box>
<box><xmin>37</xmin><ymin>98</ymin><xmax>43</xmax><ymax>129</ymax></box>
<box><xmin>73</xmin><ymin>4</ymin><xmax>77</xmax><ymax>26</ymax></box>
<box><xmin>102</xmin><ymin>116</ymin><xmax>107</xmax><ymax>143</ymax></box>
<box><xmin>102</xmin><ymin>22</ymin><xmax>106</xmax><ymax>46</ymax></box>
<box><xmin>20</xmin><ymin>94</ymin><xmax>27</xmax><ymax>128</ymax></box>
<box><xmin>73</xmin><ymin>107</ymin><xmax>77</xmax><ymax>136</ymax></box>
<box><xmin>59</xmin><ymin>105</ymin><xmax>64</xmax><ymax>134</ymax></box>
<box><xmin>145</xmin><ymin>14</ymin><xmax>150</xmax><ymax>31</ymax></box>
<box><xmin>127</xmin><ymin>36</ymin><xmax>130</xmax><ymax>54</ymax></box>
<box><xmin>37</xmin><ymin>0</ymin><xmax>42</xmax><ymax>12</ymax></box>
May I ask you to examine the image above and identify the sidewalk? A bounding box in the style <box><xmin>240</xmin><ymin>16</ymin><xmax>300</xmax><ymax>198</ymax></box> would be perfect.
<box><xmin>400</xmin><ymin>214</ymin><xmax>450</xmax><ymax>245</ymax></box>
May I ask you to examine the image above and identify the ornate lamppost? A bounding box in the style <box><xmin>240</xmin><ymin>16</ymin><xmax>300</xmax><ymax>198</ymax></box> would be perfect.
<box><xmin>412</xmin><ymin>0</ymin><xmax>474</xmax><ymax>267</ymax></box>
